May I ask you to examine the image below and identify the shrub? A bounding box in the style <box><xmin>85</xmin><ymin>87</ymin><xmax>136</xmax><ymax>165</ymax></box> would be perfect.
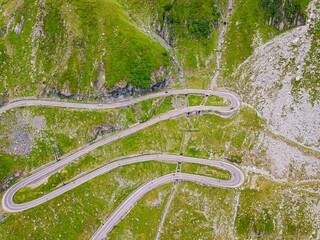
<box><xmin>189</xmin><ymin>19</ymin><xmax>211</xmax><ymax>39</ymax></box>
<box><xmin>261</xmin><ymin>0</ymin><xmax>304</xmax><ymax>27</ymax></box>
<box><xmin>212</xmin><ymin>6</ymin><xmax>221</xmax><ymax>21</ymax></box>
<box><xmin>164</xmin><ymin>4</ymin><xmax>173</xmax><ymax>11</ymax></box>
<box><xmin>166</xmin><ymin>14</ymin><xmax>173</xmax><ymax>23</ymax></box>
<box><xmin>284</xmin><ymin>0</ymin><xmax>300</xmax><ymax>24</ymax></box>
<box><xmin>129</xmin><ymin>59</ymin><xmax>151</xmax><ymax>88</ymax></box>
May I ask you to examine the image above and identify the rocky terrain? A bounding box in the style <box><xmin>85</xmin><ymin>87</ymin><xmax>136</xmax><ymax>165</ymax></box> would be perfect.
<box><xmin>0</xmin><ymin>0</ymin><xmax>176</xmax><ymax>103</ymax></box>
<box><xmin>230</xmin><ymin>0</ymin><xmax>320</xmax><ymax>151</ymax></box>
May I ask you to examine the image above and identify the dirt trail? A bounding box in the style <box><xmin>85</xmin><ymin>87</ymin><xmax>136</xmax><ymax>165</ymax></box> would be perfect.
<box><xmin>154</xmin><ymin>182</ymin><xmax>178</xmax><ymax>240</ymax></box>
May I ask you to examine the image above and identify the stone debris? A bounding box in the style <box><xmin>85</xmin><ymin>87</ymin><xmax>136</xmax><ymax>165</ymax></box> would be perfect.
<box><xmin>0</xmin><ymin>215</ymin><xmax>7</xmax><ymax>222</ymax></box>
<box><xmin>233</xmin><ymin>0</ymin><xmax>320</xmax><ymax>151</ymax></box>
<box><xmin>14</xmin><ymin>16</ymin><xmax>25</xmax><ymax>35</ymax></box>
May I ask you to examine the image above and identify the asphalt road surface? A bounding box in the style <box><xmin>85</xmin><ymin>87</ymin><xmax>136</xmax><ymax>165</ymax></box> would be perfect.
<box><xmin>0</xmin><ymin>89</ymin><xmax>239</xmax><ymax>115</ymax></box>
<box><xmin>90</xmin><ymin>156</ymin><xmax>244</xmax><ymax>240</ymax></box>
<box><xmin>0</xmin><ymin>89</ymin><xmax>243</xmax><ymax>239</ymax></box>
<box><xmin>2</xmin><ymin>155</ymin><xmax>244</xmax><ymax>213</ymax></box>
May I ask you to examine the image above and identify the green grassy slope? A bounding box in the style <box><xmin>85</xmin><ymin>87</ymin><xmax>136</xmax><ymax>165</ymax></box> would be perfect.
<box><xmin>0</xmin><ymin>161</ymin><xmax>177</xmax><ymax>239</ymax></box>
<box><xmin>219</xmin><ymin>0</ymin><xmax>277</xmax><ymax>81</ymax></box>
<box><xmin>122</xmin><ymin>0</ymin><xmax>230</xmax><ymax>88</ymax></box>
<box><xmin>108</xmin><ymin>183</ymin><xmax>173</xmax><ymax>239</ymax></box>
<box><xmin>1</xmin><ymin>103</ymin><xmax>319</xmax><ymax>238</ymax></box>
<box><xmin>0</xmin><ymin>0</ymin><xmax>171</xmax><ymax>100</ymax></box>
<box><xmin>219</xmin><ymin>0</ymin><xmax>311</xmax><ymax>83</ymax></box>
<box><xmin>296</xmin><ymin>12</ymin><xmax>320</xmax><ymax>103</ymax></box>
<box><xmin>159</xmin><ymin>179</ymin><xmax>320</xmax><ymax>239</ymax></box>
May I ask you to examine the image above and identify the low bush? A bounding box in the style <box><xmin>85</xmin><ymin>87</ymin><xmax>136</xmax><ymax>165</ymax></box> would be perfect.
<box><xmin>129</xmin><ymin>60</ymin><xmax>152</xmax><ymax>88</ymax></box>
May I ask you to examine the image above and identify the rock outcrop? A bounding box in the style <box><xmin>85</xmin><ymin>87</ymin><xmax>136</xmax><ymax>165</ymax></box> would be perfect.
<box><xmin>262</xmin><ymin>0</ymin><xmax>307</xmax><ymax>31</ymax></box>
<box><xmin>38</xmin><ymin>65</ymin><xmax>175</xmax><ymax>103</ymax></box>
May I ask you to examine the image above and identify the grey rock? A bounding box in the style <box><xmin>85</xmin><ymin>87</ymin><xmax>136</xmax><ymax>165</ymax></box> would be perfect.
<box><xmin>9</xmin><ymin>130</ymin><xmax>34</xmax><ymax>157</ymax></box>
<box><xmin>0</xmin><ymin>215</ymin><xmax>7</xmax><ymax>222</ymax></box>
<box><xmin>14</xmin><ymin>16</ymin><xmax>25</xmax><ymax>35</ymax></box>
<box><xmin>1</xmin><ymin>173</ymin><xmax>18</xmax><ymax>192</ymax></box>
<box><xmin>43</xmin><ymin>76</ymin><xmax>169</xmax><ymax>103</ymax></box>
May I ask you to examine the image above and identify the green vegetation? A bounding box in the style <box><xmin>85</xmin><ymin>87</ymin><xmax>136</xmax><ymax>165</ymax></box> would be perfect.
<box><xmin>156</xmin><ymin>177</ymin><xmax>319</xmax><ymax>239</ymax></box>
<box><xmin>159</xmin><ymin>0</ymin><xmax>223</xmax><ymax>86</ymax></box>
<box><xmin>293</xmin><ymin>17</ymin><xmax>320</xmax><ymax>103</ymax></box>
<box><xmin>156</xmin><ymin>97</ymin><xmax>174</xmax><ymax>115</ymax></box>
<box><xmin>235</xmin><ymin>176</ymin><xmax>318</xmax><ymax>238</ymax></box>
<box><xmin>163</xmin><ymin>4</ymin><xmax>173</xmax><ymax>11</ymax></box>
<box><xmin>184</xmin><ymin>108</ymin><xmax>264</xmax><ymax>160</ymax></box>
<box><xmin>129</xmin><ymin>59</ymin><xmax>152</xmax><ymax>88</ymax></box>
<box><xmin>14</xmin><ymin>172</ymin><xmax>62</xmax><ymax>203</ymax></box>
<box><xmin>161</xmin><ymin>1</ymin><xmax>221</xmax><ymax>40</ymax></box>
<box><xmin>0</xmin><ymin>0</ymin><xmax>171</xmax><ymax>98</ymax></box>
<box><xmin>188</xmin><ymin>95</ymin><xmax>204</xmax><ymax>106</ymax></box>
<box><xmin>182</xmin><ymin>162</ymin><xmax>232</xmax><ymax>180</ymax></box>
<box><xmin>0</xmin><ymin>153</ymin><xmax>26</xmax><ymax>182</ymax></box>
<box><xmin>189</xmin><ymin>19</ymin><xmax>211</xmax><ymax>39</ymax></box>
<box><xmin>109</xmin><ymin>183</ymin><xmax>173</xmax><ymax>239</ymax></box>
<box><xmin>0</xmin><ymin>161</ymin><xmax>177</xmax><ymax>239</ymax></box>
<box><xmin>205</xmin><ymin>95</ymin><xmax>230</xmax><ymax>106</ymax></box>
<box><xmin>220</xmin><ymin>0</ymin><xmax>277</xmax><ymax>81</ymax></box>
<box><xmin>160</xmin><ymin>182</ymin><xmax>237</xmax><ymax>239</ymax></box>
<box><xmin>212</xmin><ymin>6</ymin><xmax>221</xmax><ymax>21</ymax></box>
<box><xmin>261</xmin><ymin>0</ymin><xmax>310</xmax><ymax>26</ymax></box>
<box><xmin>122</xmin><ymin>0</ymin><xmax>229</xmax><ymax>88</ymax></box>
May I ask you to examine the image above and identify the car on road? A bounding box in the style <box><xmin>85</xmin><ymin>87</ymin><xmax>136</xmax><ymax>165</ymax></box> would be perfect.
<box><xmin>98</xmin><ymin>104</ymin><xmax>103</xmax><ymax>107</ymax></box>
<box><xmin>230</xmin><ymin>107</ymin><xmax>234</xmax><ymax>110</ymax></box>
<box><xmin>165</xmin><ymin>91</ymin><xmax>168</xmax><ymax>93</ymax></box>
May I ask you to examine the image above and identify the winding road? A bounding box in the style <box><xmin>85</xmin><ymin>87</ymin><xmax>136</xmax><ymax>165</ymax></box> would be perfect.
<box><xmin>90</xmin><ymin>156</ymin><xmax>244</xmax><ymax>240</ymax></box>
<box><xmin>0</xmin><ymin>89</ymin><xmax>238</xmax><ymax>114</ymax></box>
<box><xmin>0</xmin><ymin>89</ymin><xmax>243</xmax><ymax>239</ymax></box>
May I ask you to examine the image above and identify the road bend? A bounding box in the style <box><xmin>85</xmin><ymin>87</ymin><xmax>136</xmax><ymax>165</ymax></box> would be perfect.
<box><xmin>0</xmin><ymin>90</ymin><xmax>243</xmax><ymax>238</ymax></box>
<box><xmin>90</xmin><ymin>156</ymin><xmax>244</xmax><ymax>240</ymax></box>
<box><xmin>2</xmin><ymin>155</ymin><xmax>244</xmax><ymax>213</ymax></box>
<box><xmin>0</xmin><ymin>89</ymin><xmax>239</xmax><ymax>115</ymax></box>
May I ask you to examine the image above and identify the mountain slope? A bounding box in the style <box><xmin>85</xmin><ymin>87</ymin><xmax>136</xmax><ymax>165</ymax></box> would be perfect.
<box><xmin>0</xmin><ymin>0</ymin><xmax>174</xmax><ymax>102</ymax></box>
<box><xmin>222</xmin><ymin>0</ymin><xmax>320</xmax><ymax>151</ymax></box>
<box><xmin>120</xmin><ymin>0</ymin><xmax>230</xmax><ymax>88</ymax></box>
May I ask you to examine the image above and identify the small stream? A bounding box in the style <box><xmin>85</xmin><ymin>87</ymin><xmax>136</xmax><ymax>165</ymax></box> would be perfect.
<box><xmin>210</xmin><ymin>0</ymin><xmax>234</xmax><ymax>89</ymax></box>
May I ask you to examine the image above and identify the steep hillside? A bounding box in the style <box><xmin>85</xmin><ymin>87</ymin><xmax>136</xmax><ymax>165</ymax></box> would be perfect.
<box><xmin>261</xmin><ymin>0</ymin><xmax>310</xmax><ymax>31</ymax></box>
<box><xmin>0</xmin><ymin>0</ymin><xmax>175</xmax><ymax>103</ymax></box>
<box><xmin>220</xmin><ymin>0</ymin><xmax>311</xmax><ymax>79</ymax></box>
<box><xmin>121</xmin><ymin>0</ymin><xmax>230</xmax><ymax>88</ymax></box>
<box><xmin>221</xmin><ymin>0</ymin><xmax>320</xmax><ymax>151</ymax></box>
